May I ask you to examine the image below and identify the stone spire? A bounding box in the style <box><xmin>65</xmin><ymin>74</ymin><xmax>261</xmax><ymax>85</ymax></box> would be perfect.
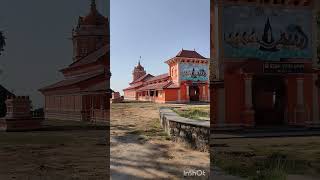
<box><xmin>91</xmin><ymin>0</ymin><xmax>97</xmax><ymax>12</ymax></box>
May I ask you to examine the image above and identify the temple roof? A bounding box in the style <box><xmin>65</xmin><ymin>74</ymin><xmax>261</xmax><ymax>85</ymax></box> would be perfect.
<box><xmin>123</xmin><ymin>83</ymin><xmax>144</xmax><ymax>91</ymax></box>
<box><xmin>63</xmin><ymin>45</ymin><xmax>109</xmax><ymax>71</ymax></box>
<box><xmin>130</xmin><ymin>74</ymin><xmax>153</xmax><ymax>84</ymax></box>
<box><xmin>145</xmin><ymin>73</ymin><xmax>169</xmax><ymax>83</ymax></box>
<box><xmin>39</xmin><ymin>72</ymin><xmax>104</xmax><ymax>92</ymax></box>
<box><xmin>137</xmin><ymin>81</ymin><xmax>172</xmax><ymax>91</ymax></box>
<box><xmin>79</xmin><ymin>0</ymin><xmax>108</xmax><ymax>26</ymax></box>
<box><xmin>175</xmin><ymin>49</ymin><xmax>207</xmax><ymax>59</ymax></box>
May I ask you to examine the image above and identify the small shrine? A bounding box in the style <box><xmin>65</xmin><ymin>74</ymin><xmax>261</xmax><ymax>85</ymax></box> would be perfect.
<box><xmin>0</xmin><ymin>96</ymin><xmax>43</xmax><ymax>131</ymax></box>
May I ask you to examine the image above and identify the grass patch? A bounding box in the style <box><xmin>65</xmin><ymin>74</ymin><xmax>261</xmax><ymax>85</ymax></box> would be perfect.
<box><xmin>172</xmin><ymin>107</ymin><xmax>209</xmax><ymax>120</ymax></box>
<box><xmin>213</xmin><ymin>137</ymin><xmax>320</xmax><ymax>178</ymax></box>
<box><xmin>132</xmin><ymin>118</ymin><xmax>171</xmax><ymax>141</ymax></box>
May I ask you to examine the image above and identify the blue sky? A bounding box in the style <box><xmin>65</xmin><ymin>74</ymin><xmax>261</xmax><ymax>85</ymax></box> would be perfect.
<box><xmin>110</xmin><ymin>0</ymin><xmax>210</xmax><ymax>94</ymax></box>
<box><xmin>0</xmin><ymin>0</ymin><xmax>108</xmax><ymax>108</ymax></box>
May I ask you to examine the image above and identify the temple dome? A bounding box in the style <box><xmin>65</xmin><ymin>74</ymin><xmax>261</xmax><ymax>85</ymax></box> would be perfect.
<box><xmin>80</xmin><ymin>0</ymin><xmax>108</xmax><ymax>26</ymax></box>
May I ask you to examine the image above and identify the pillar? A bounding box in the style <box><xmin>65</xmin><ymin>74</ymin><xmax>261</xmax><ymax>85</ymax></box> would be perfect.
<box><xmin>216</xmin><ymin>88</ymin><xmax>225</xmax><ymax>125</ymax></box>
<box><xmin>202</xmin><ymin>85</ymin><xmax>206</xmax><ymax>101</ymax></box>
<box><xmin>186</xmin><ymin>85</ymin><xmax>190</xmax><ymax>101</ymax></box>
<box><xmin>241</xmin><ymin>75</ymin><xmax>255</xmax><ymax>127</ymax></box>
<box><xmin>178</xmin><ymin>89</ymin><xmax>181</xmax><ymax>102</ymax></box>
<box><xmin>311</xmin><ymin>74</ymin><xmax>320</xmax><ymax>127</ymax></box>
<box><xmin>294</xmin><ymin>78</ymin><xmax>307</xmax><ymax>125</ymax></box>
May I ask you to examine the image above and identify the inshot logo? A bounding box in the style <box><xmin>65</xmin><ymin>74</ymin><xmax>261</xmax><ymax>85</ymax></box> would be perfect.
<box><xmin>183</xmin><ymin>169</ymin><xmax>206</xmax><ymax>177</ymax></box>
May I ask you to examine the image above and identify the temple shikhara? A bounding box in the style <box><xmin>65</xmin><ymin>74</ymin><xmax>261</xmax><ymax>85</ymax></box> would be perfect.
<box><xmin>210</xmin><ymin>0</ymin><xmax>320</xmax><ymax>128</ymax></box>
<box><xmin>39</xmin><ymin>0</ymin><xmax>110</xmax><ymax>122</ymax></box>
<box><xmin>124</xmin><ymin>50</ymin><xmax>209</xmax><ymax>103</ymax></box>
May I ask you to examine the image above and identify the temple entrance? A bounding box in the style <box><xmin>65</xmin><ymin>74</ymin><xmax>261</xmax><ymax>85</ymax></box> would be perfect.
<box><xmin>189</xmin><ymin>85</ymin><xmax>200</xmax><ymax>101</ymax></box>
<box><xmin>252</xmin><ymin>75</ymin><xmax>287</xmax><ymax>126</ymax></box>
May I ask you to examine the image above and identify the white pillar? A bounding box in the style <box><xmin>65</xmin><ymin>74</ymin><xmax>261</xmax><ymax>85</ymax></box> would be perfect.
<box><xmin>244</xmin><ymin>77</ymin><xmax>253</xmax><ymax>109</ymax></box>
<box><xmin>313</xmin><ymin>74</ymin><xmax>320</xmax><ymax>124</ymax></box>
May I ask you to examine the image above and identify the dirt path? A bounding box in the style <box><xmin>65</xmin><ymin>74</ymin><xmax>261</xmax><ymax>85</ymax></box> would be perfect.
<box><xmin>0</xmin><ymin>120</ymin><xmax>108</xmax><ymax>180</ymax></box>
<box><xmin>110</xmin><ymin>102</ymin><xmax>209</xmax><ymax>179</ymax></box>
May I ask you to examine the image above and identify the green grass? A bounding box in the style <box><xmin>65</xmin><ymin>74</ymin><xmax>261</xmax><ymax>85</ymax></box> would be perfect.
<box><xmin>128</xmin><ymin>118</ymin><xmax>171</xmax><ymax>141</ymax></box>
<box><xmin>172</xmin><ymin>107</ymin><xmax>209</xmax><ymax>121</ymax></box>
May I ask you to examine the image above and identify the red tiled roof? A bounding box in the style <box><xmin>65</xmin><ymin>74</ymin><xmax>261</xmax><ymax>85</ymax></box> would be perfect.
<box><xmin>145</xmin><ymin>73</ymin><xmax>169</xmax><ymax>83</ymax></box>
<box><xmin>123</xmin><ymin>83</ymin><xmax>143</xmax><ymax>91</ymax></box>
<box><xmin>130</xmin><ymin>74</ymin><xmax>154</xmax><ymax>84</ymax></box>
<box><xmin>65</xmin><ymin>45</ymin><xmax>109</xmax><ymax>70</ymax></box>
<box><xmin>166</xmin><ymin>83</ymin><xmax>180</xmax><ymax>89</ymax></box>
<box><xmin>175</xmin><ymin>49</ymin><xmax>207</xmax><ymax>59</ymax></box>
<box><xmin>137</xmin><ymin>81</ymin><xmax>172</xmax><ymax>91</ymax></box>
<box><xmin>39</xmin><ymin>72</ymin><xmax>103</xmax><ymax>91</ymax></box>
<box><xmin>81</xmin><ymin>81</ymin><xmax>107</xmax><ymax>92</ymax></box>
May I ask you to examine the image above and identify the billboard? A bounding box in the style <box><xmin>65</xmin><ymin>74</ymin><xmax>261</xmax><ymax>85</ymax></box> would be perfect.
<box><xmin>222</xmin><ymin>6</ymin><xmax>312</xmax><ymax>60</ymax></box>
<box><xmin>179</xmin><ymin>63</ymin><xmax>208</xmax><ymax>82</ymax></box>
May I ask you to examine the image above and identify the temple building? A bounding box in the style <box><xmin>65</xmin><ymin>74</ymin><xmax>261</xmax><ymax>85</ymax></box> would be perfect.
<box><xmin>124</xmin><ymin>50</ymin><xmax>209</xmax><ymax>103</ymax></box>
<box><xmin>210</xmin><ymin>0</ymin><xmax>320</xmax><ymax>128</ymax></box>
<box><xmin>39</xmin><ymin>0</ymin><xmax>110</xmax><ymax>122</ymax></box>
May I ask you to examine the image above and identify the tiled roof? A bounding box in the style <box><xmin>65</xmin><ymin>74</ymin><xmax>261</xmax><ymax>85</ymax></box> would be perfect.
<box><xmin>130</xmin><ymin>74</ymin><xmax>153</xmax><ymax>84</ymax></box>
<box><xmin>66</xmin><ymin>45</ymin><xmax>109</xmax><ymax>69</ymax></box>
<box><xmin>175</xmin><ymin>49</ymin><xmax>207</xmax><ymax>59</ymax></box>
<box><xmin>137</xmin><ymin>81</ymin><xmax>172</xmax><ymax>91</ymax></box>
<box><xmin>39</xmin><ymin>72</ymin><xmax>103</xmax><ymax>91</ymax></box>
<box><xmin>123</xmin><ymin>83</ymin><xmax>143</xmax><ymax>91</ymax></box>
<box><xmin>166</xmin><ymin>83</ymin><xmax>180</xmax><ymax>89</ymax></box>
<box><xmin>145</xmin><ymin>73</ymin><xmax>169</xmax><ymax>83</ymax></box>
<box><xmin>81</xmin><ymin>81</ymin><xmax>107</xmax><ymax>92</ymax></box>
<box><xmin>0</xmin><ymin>85</ymin><xmax>14</xmax><ymax>96</ymax></box>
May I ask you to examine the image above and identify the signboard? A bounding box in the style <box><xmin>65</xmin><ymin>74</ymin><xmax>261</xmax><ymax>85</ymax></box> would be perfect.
<box><xmin>222</xmin><ymin>6</ymin><xmax>312</xmax><ymax>60</ymax></box>
<box><xmin>179</xmin><ymin>63</ymin><xmax>208</xmax><ymax>82</ymax></box>
<box><xmin>263</xmin><ymin>63</ymin><xmax>304</xmax><ymax>73</ymax></box>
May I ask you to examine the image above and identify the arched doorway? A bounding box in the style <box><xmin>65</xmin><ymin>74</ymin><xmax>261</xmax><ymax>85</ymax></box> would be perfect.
<box><xmin>252</xmin><ymin>75</ymin><xmax>287</xmax><ymax>126</ymax></box>
<box><xmin>189</xmin><ymin>85</ymin><xmax>200</xmax><ymax>101</ymax></box>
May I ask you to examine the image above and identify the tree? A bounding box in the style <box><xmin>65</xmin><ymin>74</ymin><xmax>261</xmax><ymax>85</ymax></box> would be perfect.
<box><xmin>0</xmin><ymin>31</ymin><xmax>5</xmax><ymax>55</ymax></box>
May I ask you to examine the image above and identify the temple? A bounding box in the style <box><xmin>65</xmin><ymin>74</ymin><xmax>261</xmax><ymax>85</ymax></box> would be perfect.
<box><xmin>39</xmin><ymin>0</ymin><xmax>110</xmax><ymax>122</ymax></box>
<box><xmin>123</xmin><ymin>50</ymin><xmax>209</xmax><ymax>103</ymax></box>
<box><xmin>210</xmin><ymin>0</ymin><xmax>319</xmax><ymax>128</ymax></box>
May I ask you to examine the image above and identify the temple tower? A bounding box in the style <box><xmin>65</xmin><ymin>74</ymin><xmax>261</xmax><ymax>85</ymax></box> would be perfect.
<box><xmin>132</xmin><ymin>61</ymin><xmax>146</xmax><ymax>81</ymax></box>
<box><xmin>72</xmin><ymin>0</ymin><xmax>109</xmax><ymax>61</ymax></box>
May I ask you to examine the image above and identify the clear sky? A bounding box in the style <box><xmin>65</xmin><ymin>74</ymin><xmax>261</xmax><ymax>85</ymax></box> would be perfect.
<box><xmin>111</xmin><ymin>0</ymin><xmax>210</xmax><ymax>94</ymax></box>
<box><xmin>0</xmin><ymin>0</ymin><xmax>109</xmax><ymax>108</ymax></box>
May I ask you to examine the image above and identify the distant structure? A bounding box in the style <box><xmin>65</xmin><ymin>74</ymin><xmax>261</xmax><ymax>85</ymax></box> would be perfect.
<box><xmin>111</xmin><ymin>92</ymin><xmax>124</xmax><ymax>103</ymax></box>
<box><xmin>0</xmin><ymin>96</ymin><xmax>43</xmax><ymax>131</ymax></box>
<box><xmin>0</xmin><ymin>85</ymin><xmax>14</xmax><ymax>118</ymax></box>
<box><xmin>39</xmin><ymin>0</ymin><xmax>110</xmax><ymax>122</ymax></box>
<box><xmin>123</xmin><ymin>49</ymin><xmax>209</xmax><ymax>103</ymax></box>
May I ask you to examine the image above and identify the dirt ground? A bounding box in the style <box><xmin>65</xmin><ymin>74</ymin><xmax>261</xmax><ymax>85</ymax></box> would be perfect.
<box><xmin>0</xmin><ymin>119</ymin><xmax>108</xmax><ymax>180</ymax></box>
<box><xmin>110</xmin><ymin>102</ymin><xmax>210</xmax><ymax>179</ymax></box>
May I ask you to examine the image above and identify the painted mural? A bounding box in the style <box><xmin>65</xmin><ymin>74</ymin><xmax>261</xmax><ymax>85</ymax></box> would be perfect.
<box><xmin>179</xmin><ymin>63</ymin><xmax>208</xmax><ymax>81</ymax></box>
<box><xmin>222</xmin><ymin>6</ymin><xmax>312</xmax><ymax>60</ymax></box>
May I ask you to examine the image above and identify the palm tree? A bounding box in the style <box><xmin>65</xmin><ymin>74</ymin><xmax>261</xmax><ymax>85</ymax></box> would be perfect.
<box><xmin>0</xmin><ymin>31</ymin><xmax>5</xmax><ymax>55</ymax></box>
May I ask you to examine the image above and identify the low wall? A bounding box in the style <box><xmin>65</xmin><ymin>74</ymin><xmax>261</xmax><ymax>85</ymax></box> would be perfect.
<box><xmin>159</xmin><ymin>108</ymin><xmax>209</xmax><ymax>151</ymax></box>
